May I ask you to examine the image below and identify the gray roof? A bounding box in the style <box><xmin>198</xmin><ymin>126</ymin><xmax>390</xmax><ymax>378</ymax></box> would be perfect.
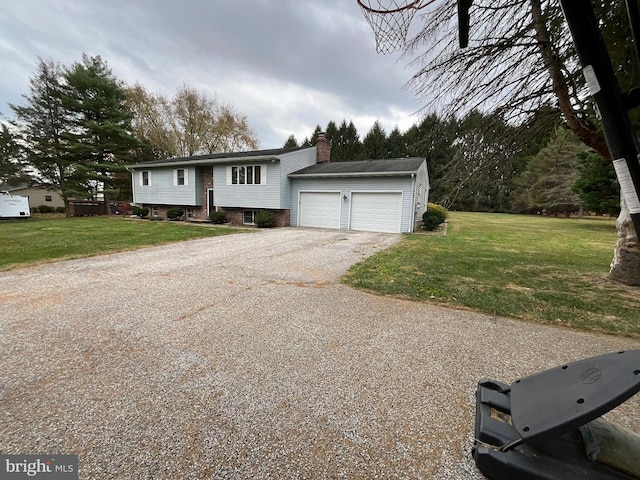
<box><xmin>289</xmin><ymin>157</ymin><xmax>426</xmax><ymax>178</ymax></box>
<box><xmin>0</xmin><ymin>183</ymin><xmax>29</xmax><ymax>192</ymax></box>
<box><xmin>127</xmin><ymin>146</ymin><xmax>306</xmax><ymax>169</ymax></box>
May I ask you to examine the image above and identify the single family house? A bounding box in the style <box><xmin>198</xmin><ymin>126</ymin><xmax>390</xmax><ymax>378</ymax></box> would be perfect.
<box><xmin>0</xmin><ymin>183</ymin><xmax>65</xmax><ymax>211</ymax></box>
<box><xmin>127</xmin><ymin>134</ymin><xmax>429</xmax><ymax>233</ymax></box>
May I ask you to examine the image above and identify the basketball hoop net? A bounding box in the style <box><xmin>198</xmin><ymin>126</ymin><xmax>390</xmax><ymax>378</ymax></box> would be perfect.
<box><xmin>357</xmin><ymin>0</ymin><xmax>436</xmax><ymax>54</ymax></box>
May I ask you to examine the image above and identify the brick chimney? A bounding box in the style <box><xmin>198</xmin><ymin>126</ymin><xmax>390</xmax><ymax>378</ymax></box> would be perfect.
<box><xmin>316</xmin><ymin>132</ymin><xmax>331</xmax><ymax>163</ymax></box>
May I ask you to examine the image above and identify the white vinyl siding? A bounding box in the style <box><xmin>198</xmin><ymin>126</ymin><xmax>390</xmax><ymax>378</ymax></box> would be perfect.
<box><xmin>215</xmin><ymin>162</ymin><xmax>279</xmax><ymax>209</ymax></box>
<box><xmin>132</xmin><ymin>168</ymin><xmax>200</xmax><ymax>206</ymax></box>
<box><xmin>277</xmin><ymin>148</ymin><xmax>318</xmax><ymax>208</ymax></box>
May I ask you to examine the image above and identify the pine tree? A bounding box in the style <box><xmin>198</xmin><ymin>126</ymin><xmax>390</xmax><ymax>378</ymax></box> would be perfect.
<box><xmin>386</xmin><ymin>126</ymin><xmax>407</xmax><ymax>158</ymax></box>
<box><xmin>572</xmin><ymin>151</ymin><xmax>620</xmax><ymax>216</ymax></box>
<box><xmin>325</xmin><ymin>121</ymin><xmax>338</xmax><ymax>148</ymax></box>
<box><xmin>61</xmin><ymin>54</ymin><xmax>141</xmax><ymax>203</ymax></box>
<box><xmin>331</xmin><ymin>120</ymin><xmax>349</xmax><ymax>161</ymax></box>
<box><xmin>343</xmin><ymin>121</ymin><xmax>363</xmax><ymax>161</ymax></box>
<box><xmin>9</xmin><ymin>59</ymin><xmax>74</xmax><ymax>212</ymax></box>
<box><xmin>309</xmin><ymin>125</ymin><xmax>322</xmax><ymax>146</ymax></box>
<box><xmin>283</xmin><ymin>134</ymin><xmax>298</xmax><ymax>148</ymax></box>
<box><xmin>362</xmin><ymin>120</ymin><xmax>387</xmax><ymax>159</ymax></box>
<box><xmin>512</xmin><ymin>128</ymin><xmax>585</xmax><ymax>215</ymax></box>
<box><xmin>0</xmin><ymin>123</ymin><xmax>30</xmax><ymax>185</ymax></box>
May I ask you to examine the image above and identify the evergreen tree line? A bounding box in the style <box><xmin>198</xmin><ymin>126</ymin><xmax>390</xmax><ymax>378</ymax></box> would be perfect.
<box><xmin>3</xmin><ymin>55</ymin><xmax>140</xmax><ymax>212</ymax></box>
<box><xmin>2</xmin><ymin>54</ymin><xmax>619</xmax><ymax>217</ymax></box>
<box><xmin>1</xmin><ymin>55</ymin><xmax>258</xmax><ymax>215</ymax></box>
<box><xmin>285</xmin><ymin>110</ymin><xmax>620</xmax><ymax>216</ymax></box>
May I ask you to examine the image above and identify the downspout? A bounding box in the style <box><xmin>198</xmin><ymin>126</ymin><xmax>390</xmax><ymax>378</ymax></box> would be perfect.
<box><xmin>410</xmin><ymin>173</ymin><xmax>416</xmax><ymax>233</ymax></box>
<box><xmin>129</xmin><ymin>167</ymin><xmax>137</xmax><ymax>206</ymax></box>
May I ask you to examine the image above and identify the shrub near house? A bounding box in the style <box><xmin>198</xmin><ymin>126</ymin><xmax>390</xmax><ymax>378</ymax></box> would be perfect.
<box><xmin>209</xmin><ymin>211</ymin><xmax>227</xmax><ymax>224</ymax></box>
<box><xmin>167</xmin><ymin>208</ymin><xmax>184</xmax><ymax>220</ymax></box>
<box><xmin>422</xmin><ymin>203</ymin><xmax>448</xmax><ymax>231</ymax></box>
<box><xmin>132</xmin><ymin>206</ymin><xmax>149</xmax><ymax>218</ymax></box>
<box><xmin>255</xmin><ymin>210</ymin><xmax>274</xmax><ymax>228</ymax></box>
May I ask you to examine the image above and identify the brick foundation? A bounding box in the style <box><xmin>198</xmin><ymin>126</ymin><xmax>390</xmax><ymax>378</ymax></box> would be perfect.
<box><xmin>136</xmin><ymin>204</ymin><xmax>290</xmax><ymax>227</ymax></box>
<box><xmin>220</xmin><ymin>208</ymin><xmax>290</xmax><ymax>227</ymax></box>
<box><xmin>136</xmin><ymin>204</ymin><xmax>208</xmax><ymax>221</ymax></box>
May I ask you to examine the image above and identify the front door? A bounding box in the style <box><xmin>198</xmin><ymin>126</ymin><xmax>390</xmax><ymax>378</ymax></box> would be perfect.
<box><xmin>207</xmin><ymin>189</ymin><xmax>214</xmax><ymax>216</ymax></box>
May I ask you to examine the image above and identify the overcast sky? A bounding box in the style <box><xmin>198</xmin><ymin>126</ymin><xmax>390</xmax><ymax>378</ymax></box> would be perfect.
<box><xmin>0</xmin><ymin>1</ymin><xmax>427</xmax><ymax>149</ymax></box>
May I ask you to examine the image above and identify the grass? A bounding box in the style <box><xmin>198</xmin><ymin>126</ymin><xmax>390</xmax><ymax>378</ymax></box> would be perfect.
<box><xmin>342</xmin><ymin>212</ymin><xmax>640</xmax><ymax>337</ymax></box>
<box><xmin>0</xmin><ymin>216</ymin><xmax>244</xmax><ymax>271</ymax></box>
<box><xmin>3</xmin><ymin>212</ymin><xmax>639</xmax><ymax>337</ymax></box>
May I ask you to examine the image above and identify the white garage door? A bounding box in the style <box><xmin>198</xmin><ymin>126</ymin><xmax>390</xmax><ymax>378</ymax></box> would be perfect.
<box><xmin>350</xmin><ymin>192</ymin><xmax>403</xmax><ymax>233</ymax></box>
<box><xmin>299</xmin><ymin>192</ymin><xmax>341</xmax><ymax>229</ymax></box>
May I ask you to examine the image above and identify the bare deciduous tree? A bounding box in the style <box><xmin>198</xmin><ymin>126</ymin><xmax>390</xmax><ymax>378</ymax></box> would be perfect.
<box><xmin>128</xmin><ymin>84</ymin><xmax>259</xmax><ymax>159</ymax></box>
<box><xmin>402</xmin><ymin>0</ymin><xmax>639</xmax><ymax>284</ymax></box>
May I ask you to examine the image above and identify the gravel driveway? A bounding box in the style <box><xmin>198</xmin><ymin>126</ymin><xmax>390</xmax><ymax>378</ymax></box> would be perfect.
<box><xmin>1</xmin><ymin>227</ymin><xmax>639</xmax><ymax>479</ymax></box>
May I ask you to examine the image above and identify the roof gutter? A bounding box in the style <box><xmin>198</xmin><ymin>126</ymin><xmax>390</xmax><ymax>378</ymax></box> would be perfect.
<box><xmin>288</xmin><ymin>170</ymin><xmax>419</xmax><ymax>178</ymax></box>
<box><xmin>126</xmin><ymin>154</ymin><xmax>280</xmax><ymax>170</ymax></box>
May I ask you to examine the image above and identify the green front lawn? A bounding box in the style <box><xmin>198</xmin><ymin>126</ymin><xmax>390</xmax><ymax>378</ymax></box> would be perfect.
<box><xmin>3</xmin><ymin>213</ymin><xmax>638</xmax><ymax>337</ymax></box>
<box><xmin>0</xmin><ymin>216</ymin><xmax>244</xmax><ymax>271</ymax></box>
<box><xmin>343</xmin><ymin>212</ymin><xmax>640</xmax><ymax>337</ymax></box>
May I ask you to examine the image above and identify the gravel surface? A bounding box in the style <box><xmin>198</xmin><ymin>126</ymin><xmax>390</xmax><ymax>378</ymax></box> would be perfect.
<box><xmin>1</xmin><ymin>227</ymin><xmax>639</xmax><ymax>479</ymax></box>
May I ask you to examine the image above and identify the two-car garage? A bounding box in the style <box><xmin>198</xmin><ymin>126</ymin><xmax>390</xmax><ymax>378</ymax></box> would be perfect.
<box><xmin>298</xmin><ymin>191</ymin><xmax>403</xmax><ymax>233</ymax></box>
<box><xmin>290</xmin><ymin>158</ymin><xmax>429</xmax><ymax>234</ymax></box>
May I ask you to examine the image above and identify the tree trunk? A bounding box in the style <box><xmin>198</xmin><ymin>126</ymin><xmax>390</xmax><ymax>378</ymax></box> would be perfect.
<box><xmin>529</xmin><ymin>0</ymin><xmax>609</xmax><ymax>160</ymax></box>
<box><xmin>579</xmin><ymin>417</ymin><xmax>640</xmax><ymax>477</ymax></box>
<box><xmin>609</xmin><ymin>193</ymin><xmax>640</xmax><ymax>285</ymax></box>
<box><xmin>63</xmin><ymin>197</ymin><xmax>71</xmax><ymax>218</ymax></box>
<box><xmin>530</xmin><ymin>0</ymin><xmax>640</xmax><ymax>286</ymax></box>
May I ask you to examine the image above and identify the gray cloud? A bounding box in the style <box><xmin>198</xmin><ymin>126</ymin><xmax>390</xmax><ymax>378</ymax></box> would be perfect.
<box><xmin>0</xmin><ymin>0</ymin><xmax>421</xmax><ymax>148</ymax></box>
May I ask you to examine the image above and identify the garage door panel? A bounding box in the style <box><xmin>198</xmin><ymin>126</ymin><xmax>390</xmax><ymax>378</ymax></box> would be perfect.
<box><xmin>299</xmin><ymin>192</ymin><xmax>341</xmax><ymax>229</ymax></box>
<box><xmin>350</xmin><ymin>192</ymin><xmax>402</xmax><ymax>233</ymax></box>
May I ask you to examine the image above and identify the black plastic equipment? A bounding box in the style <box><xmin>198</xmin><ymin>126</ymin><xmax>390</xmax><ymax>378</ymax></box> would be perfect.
<box><xmin>472</xmin><ymin>350</ymin><xmax>640</xmax><ymax>480</ymax></box>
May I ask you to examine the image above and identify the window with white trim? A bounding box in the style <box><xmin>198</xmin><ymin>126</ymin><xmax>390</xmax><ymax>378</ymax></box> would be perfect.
<box><xmin>140</xmin><ymin>170</ymin><xmax>151</xmax><ymax>186</ymax></box>
<box><xmin>174</xmin><ymin>168</ymin><xmax>188</xmax><ymax>186</ymax></box>
<box><xmin>226</xmin><ymin>165</ymin><xmax>265</xmax><ymax>185</ymax></box>
<box><xmin>243</xmin><ymin>210</ymin><xmax>258</xmax><ymax>225</ymax></box>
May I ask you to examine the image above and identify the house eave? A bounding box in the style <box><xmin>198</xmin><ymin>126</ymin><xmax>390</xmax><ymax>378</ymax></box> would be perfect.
<box><xmin>127</xmin><ymin>155</ymin><xmax>280</xmax><ymax>170</ymax></box>
<box><xmin>288</xmin><ymin>170</ymin><xmax>418</xmax><ymax>178</ymax></box>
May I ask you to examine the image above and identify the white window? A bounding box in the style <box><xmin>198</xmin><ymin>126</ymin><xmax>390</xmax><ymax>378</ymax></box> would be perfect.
<box><xmin>45</xmin><ymin>195</ymin><xmax>53</xmax><ymax>202</ymax></box>
<box><xmin>226</xmin><ymin>165</ymin><xmax>266</xmax><ymax>185</ymax></box>
<box><xmin>186</xmin><ymin>207</ymin><xmax>195</xmax><ymax>219</ymax></box>
<box><xmin>243</xmin><ymin>210</ymin><xmax>258</xmax><ymax>225</ymax></box>
<box><xmin>140</xmin><ymin>171</ymin><xmax>151</xmax><ymax>186</ymax></box>
<box><xmin>151</xmin><ymin>206</ymin><xmax>159</xmax><ymax>217</ymax></box>
<box><xmin>174</xmin><ymin>168</ymin><xmax>188</xmax><ymax>186</ymax></box>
